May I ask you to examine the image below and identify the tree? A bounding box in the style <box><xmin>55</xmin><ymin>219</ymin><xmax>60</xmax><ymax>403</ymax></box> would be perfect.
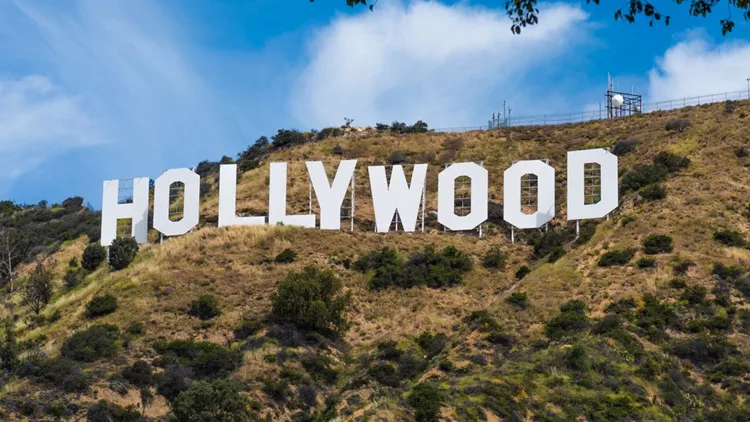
<box><xmin>0</xmin><ymin>318</ymin><xmax>18</xmax><ymax>371</ymax></box>
<box><xmin>331</xmin><ymin>0</ymin><xmax>750</xmax><ymax>36</ymax></box>
<box><xmin>0</xmin><ymin>228</ymin><xmax>26</xmax><ymax>292</ymax></box>
<box><xmin>22</xmin><ymin>264</ymin><xmax>53</xmax><ymax>315</ymax></box>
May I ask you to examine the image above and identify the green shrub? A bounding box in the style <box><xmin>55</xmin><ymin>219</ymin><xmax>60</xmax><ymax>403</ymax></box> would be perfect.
<box><xmin>669</xmin><ymin>278</ymin><xmax>687</xmax><ymax>289</ymax></box>
<box><xmin>620</xmin><ymin>164</ymin><xmax>668</xmax><ymax>192</ymax></box>
<box><xmin>187</xmin><ymin>295</ymin><xmax>221</xmax><ymax>320</ymax></box>
<box><xmin>368</xmin><ymin>361</ymin><xmax>400</xmax><ymax>387</ymax></box>
<box><xmin>82</xmin><ymin>243</ymin><xmax>106</xmax><ymax>271</ymax></box>
<box><xmin>713</xmin><ymin>230</ymin><xmax>745</xmax><ymax>247</ymax></box>
<box><xmin>643</xmin><ymin>234</ymin><xmax>673</xmax><ymax>254</ymax></box>
<box><xmin>505</xmin><ymin>292</ymin><xmax>529</xmax><ymax>309</ymax></box>
<box><xmin>122</xmin><ymin>360</ymin><xmax>153</xmax><ymax>387</ymax></box>
<box><xmin>481</xmin><ymin>247</ymin><xmax>506</xmax><ymax>269</ymax></box>
<box><xmin>271</xmin><ymin>266</ymin><xmax>350</xmax><ymax>334</ymax></box>
<box><xmin>681</xmin><ymin>285</ymin><xmax>707</xmax><ymax>304</ymax></box>
<box><xmin>639</xmin><ymin>184</ymin><xmax>667</xmax><ymax>200</ymax></box>
<box><xmin>563</xmin><ymin>343</ymin><xmax>590</xmax><ymax>371</ymax></box>
<box><xmin>664</xmin><ymin>119</ymin><xmax>690</xmax><ymax>132</ymax></box>
<box><xmin>274</xmin><ymin>248</ymin><xmax>296</xmax><ymax>264</ymax></box>
<box><xmin>361</xmin><ymin>245</ymin><xmax>472</xmax><ymax>290</ymax></box>
<box><xmin>734</xmin><ymin>146</ymin><xmax>748</xmax><ymax>158</ymax></box>
<box><xmin>671</xmin><ymin>334</ymin><xmax>734</xmax><ymax>367</ymax></box>
<box><xmin>17</xmin><ymin>355</ymin><xmax>91</xmax><ymax>393</ymax></box>
<box><xmin>172</xmin><ymin>378</ymin><xmax>250</xmax><ymax>422</ymax></box>
<box><xmin>156</xmin><ymin>364</ymin><xmax>193</xmax><ymax>402</ymax></box>
<box><xmin>515</xmin><ymin>266</ymin><xmax>531</xmax><ymax>280</ymax></box>
<box><xmin>389</xmin><ymin>151</ymin><xmax>407</xmax><ymax>164</ymax></box>
<box><xmin>416</xmin><ymin>332</ymin><xmax>448</xmax><ymax>358</ymax></box>
<box><xmin>597</xmin><ymin>249</ymin><xmax>635</xmax><ymax>267</ymax></box>
<box><xmin>85</xmin><ymin>294</ymin><xmax>118</xmax><ymax>319</ymax></box>
<box><xmin>233</xmin><ymin>318</ymin><xmax>262</xmax><ymax>340</ymax></box>
<box><xmin>271</xmin><ymin>129</ymin><xmax>308</xmax><ymax>148</ymax></box>
<box><xmin>86</xmin><ymin>400</ymin><xmax>145</xmax><ymax>422</ymax></box>
<box><xmin>108</xmin><ymin>237</ymin><xmax>139</xmax><ymax>270</ymax></box>
<box><xmin>64</xmin><ymin>267</ymin><xmax>87</xmax><ymax>289</ymax></box>
<box><xmin>636</xmin><ymin>257</ymin><xmax>656</xmax><ymax>268</ymax></box>
<box><xmin>575</xmin><ymin>221</ymin><xmax>597</xmax><ymax>245</ymax></box>
<box><xmin>409</xmin><ymin>383</ymin><xmax>441</xmax><ymax>422</ymax></box>
<box><xmin>301</xmin><ymin>354</ymin><xmax>338</xmax><ymax>384</ymax></box>
<box><xmin>154</xmin><ymin>339</ymin><xmax>242</xmax><ymax>379</ymax></box>
<box><xmin>673</xmin><ymin>259</ymin><xmax>695</xmax><ymax>275</ymax></box>
<box><xmin>653</xmin><ymin>151</ymin><xmax>690</xmax><ymax>172</ymax></box>
<box><xmin>545</xmin><ymin>300</ymin><xmax>589</xmax><ymax>341</ymax></box>
<box><xmin>612</xmin><ymin>138</ymin><xmax>638</xmax><ymax>156</ymax></box>
<box><xmin>61</xmin><ymin>325</ymin><xmax>119</xmax><ymax>362</ymax></box>
<box><xmin>547</xmin><ymin>246</ymin><xmax>565</xmax><ymax>263</ymax></box>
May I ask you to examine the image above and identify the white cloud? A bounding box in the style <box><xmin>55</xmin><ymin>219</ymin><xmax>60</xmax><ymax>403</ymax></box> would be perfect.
<box><xmin>291</xmin><ymin>1</ymin><xmax>591</xmax><ymax>129</ymax></box>
<box><xmin>648</xmin><ymin>35</ymin><xmax>750</xmax><ymax>101</ymax></box>
<box><xmin>0</xmin><ymin>75</ymin><xmax>96</xmax><ymax>179</ymax></box>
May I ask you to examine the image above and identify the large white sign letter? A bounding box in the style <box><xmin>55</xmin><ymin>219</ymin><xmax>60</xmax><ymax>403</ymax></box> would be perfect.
<box><xmin>101</xmin><ymin>178</ymin><xmax>150</xmax><ymax>246</ymax></box>
<box><xmin>269</xmin><ymin>162</ymin><xmax>315</xmax><ymax>227</ymax></box>
<box><xmin>368</xmin><ymin>164</ymin><xmax>427</xmax><ymax>233</ymax></box>
<box><xmin>567</xmin><ymin>148</ymin><xmax>618</xmax><ymax>220</ymax></box>
<box><xmin>153</xmin><ymin>169</ymin><xmax>200</xmax><ymax>236</ymax></box>
<box><xmin>307</xmin><ymin>160</ymin><xmax>357</xmax><ymax>230</ymax></box>
<box><xmin>437</xmin><ymin>162</ymin><xmax>488</xmax><ymax>231</ymax></box>
<box><xmin>218</xmin><ymin>164</ymin><xmax>265</xmax><ymax>227</ymax></box>
<box><xmin>504</xmin><ymin>160</ymin><xmax>555</xmax><ymax>229</ymax></box>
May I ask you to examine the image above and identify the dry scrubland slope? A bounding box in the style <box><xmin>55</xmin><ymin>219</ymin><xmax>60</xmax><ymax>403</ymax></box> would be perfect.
<box><xmin>2</xmin><ymin>100</ymin><xmax>750</xmax><ymax>421</ymax></box>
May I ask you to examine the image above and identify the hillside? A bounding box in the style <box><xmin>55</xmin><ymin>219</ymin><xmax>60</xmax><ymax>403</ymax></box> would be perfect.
<box><xmin>1</xmin><ymin>100</ymin><xmax>750</xmax><ymax>421</ymax></box>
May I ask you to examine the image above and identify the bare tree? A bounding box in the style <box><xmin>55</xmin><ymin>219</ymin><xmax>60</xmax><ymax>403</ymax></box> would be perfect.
<box><xmin>0</xmin><ymin>228</ymin><xmax>25</xmax><ymax>292</ymax></box>
<box><xmin>22</xmin><ymin>264</ymin><xmax>53</xmax><ymax>315</ymax></box>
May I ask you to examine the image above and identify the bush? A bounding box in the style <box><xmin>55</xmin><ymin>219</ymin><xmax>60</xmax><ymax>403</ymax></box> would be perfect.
<box><xmin>127</xmin><ymin>321</ymin><xmax>146</xmax><ymax>336</ymax></box>
<box><xmin>639</xmin><ymin>184</ymin><xmax>667</xmax><ymax>200</ymax></box>
<box><xmin>368</xmin><ymin>361</ymin><xmax>400</xmax><ymax>387</ymax></box>
<box><xmin>409</xmin><ymin>383</ymin><xmax>441</xmax><ymax>422</ymax></box>
<box><xmin>172</xmin><ymin>378</ymin><xmax>250</xmax><ymax>422</ymax></box>
<box><xmin>86</xmin><ymin>401</ymin><xmax>145</xmax><ymax>422</ymax></box>
<box><xmin>122</xmin><ymin>360</ymin><xmax>153</xmax><ymax>387</ymax></box>
<box><xmin>271</xmin><ymin>266</ymin><xmax>350</xmax><ymax>334</ymax></box>
<box><xmin>621</xmin><ymin>165</ymin><xmax>668</xmax><ymax>192</ymax></box>
<box><xmin>713</xmin><ymin>230</ymin><xmax>745</xmax><ymax>247</ymax></box>
<box><xmin>612</xmin><ymin>138</ymin><xmax>638</xmax><ymax>156</ymax></box>
<box><xmin>154</xmin><ymin>339</ymin><xmax>242</xmax><ymax>379</ymax></box>
<box><xmin>301</xmin><ymin>354</ymin><xmax>338</xmax><ymax>384</ymax></box>
<box><xmin>547</xmin><ymin>246</ymin><xmax>565</xmax><ymax>263</ymax></box>
<box><xmin>643</xmin><ymin>234</ymin><xmax>673</xmax><ymax>254</ymax></box>
<box><xmin>636</xmin><ymin>257</ymin><xmax>656</xmax><ymax>268</ymax></box>
<box><xmin>108</xmin><ymin>237</ymin><xmax>139</xmax><ymax>270</ymax></box>
<box><xmin>681</xmin><ymin>285</ymin><xmax>707</xmax><ymax>304</ymax></box>
<box><xmin>545</xmin><ymin>300</ymin><xmax>589</xmax><ymax>341</ymax></box>
<box><xmin>417</xmin><ymin>332</ymin><xmax>448</xmax><ymax>358</ymax></box>
<box><xmin>515</xmin><ymin>266</ymin><xmax>531</xmax><ymax>280</ymax></box>
<box><xmin>389</xmin><ymin>151</ymin><xmax>407</xmax><ymax>164</ymax></box>
<box><xmin>187</xmin><ymin>295</ymin><xmax>221</xmax><ymax>320</ymax></box>
<box><xmin>61</xmin><ymin>325</ymin><xmax>119</xmax><ymax>362</ymax></box>
<box><xmin>653</xmin><ymin>151</ymin><xmax>690</xmax><ymax>172</ymax></box>
<box><xmin>598</xmin><ymin>249</ymin><xmax>635</xmax><ymax>267</ymax></box>
<box><xmin>361</xmin><ymin>245</ymin><xmax>472</xmax><ymax>290</ymax></box>
<box><xmin>85</xmin><ymin>294</ymin><xmax>118</xmax><ymax>319</ymax></box>
<box><xmin>734</xmin><ymin>146</ymin><xmax>749</xmax><ymax>158</ymax></box>
<box><xmin>671</xmin><ymin>334</ymin><xmax>734</xmax><ymax>367</ymax></box>
<box><xmin>156</xmin><ymin>364</ymin><xmax>193</xmax><ymax>402</ymax></box>
<box><xmin>233</xmin><ymin>318</ymin><xmax>262</xmax><ymax>340</ymax></box>
<box><xmin>17</xmin><ymin>354</ymin><xmax>91</xmax><ymax>393</ymax></box>
<box><xmin>665</xmin><ymin>119</ymin><xmax>690</xmax><ymax>132</ymax></box>
<box><xmin>563</xmin><ymin>343</ymin><xmax>590</xmax><ymax>371</ymax></box>
<box><xmin>274</xmin><ymin>248</ymin><xmax>296</xmax><ymax>264</ymax></box>
<box><xmin>505</xmin><ymin>292</ymin><xmax>529</xmax><ymax>309</ymax></box>
<box><xmin>64</xmin><ymin>268</ymin><xmax>87</xmax><ymax>289</ymax></box>
<box><xmin>725</xmin><ymin>100</ymin><xmax>737</xmax><ymax>113</ymax></box>
<box><xmin>673</xmin><ymin>259</ymin><xmax>695</xmax><ymax>275</ymax></box>
<box><xmin>481</xmin><ymin>247</ymin><xmax>506</xmax><ymax>269</ymax></box>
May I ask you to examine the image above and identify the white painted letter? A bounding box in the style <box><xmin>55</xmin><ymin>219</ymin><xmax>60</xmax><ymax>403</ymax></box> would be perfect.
<box><xmin>437</xmin><ymin>162</ymin><xmax>488</xmax><ymax>231</ymax></box>
<box><xmin>101</xmin><ymin>178</ymin><xmax>150</xmax><ymax>246</ymax></box>
<box><xmin>504</xmin><ymin>160</ymin><xmax>555</xmax><ymax>229</ymax></box>
<box><xmin>153</xmin><ymin>169</ymin><xmax>200</xmax><ymax>236</ymax></box>
<box><xmin>269</xmin><ymin>162</ymin><xmax>316</xmax><ymax>227</ymax></box>
<box><xmin>307</xmin><ymin>160</ymin><xmax>357</xmax><ymax>230</ymax></box>
<box><xmin>368</xmin><ymin>164</ymin><xmax>427</xmax><ymax>233</ymax></box>
<box><xmin>218</xmin><ymin>164</ymin><xmax>265</xmax><ymax>227</ymax></box>
<box><xmin>567</xmin><ymin>148</ymin><xmax>618</xmax><ymax>220</ymax></box>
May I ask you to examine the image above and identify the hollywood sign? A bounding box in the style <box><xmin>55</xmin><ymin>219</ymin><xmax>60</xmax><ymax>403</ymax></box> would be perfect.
<box><xmin>100</xmin><ymin>148</ymin><xmax>618</xmax><ymax>246</ymax></box>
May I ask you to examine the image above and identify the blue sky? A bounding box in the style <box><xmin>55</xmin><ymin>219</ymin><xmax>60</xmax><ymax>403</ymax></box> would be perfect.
<box><xmin>0</xmin><ymin>0</ymin><xmax>748</xmax><ymax>208</ymax></box>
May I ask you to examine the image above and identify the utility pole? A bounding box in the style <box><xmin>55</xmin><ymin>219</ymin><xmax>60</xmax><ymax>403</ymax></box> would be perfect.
<box><xmin>747</xmin><ymin>77</ymin><xmax>749</xmax><ymax>100</ymax></box>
